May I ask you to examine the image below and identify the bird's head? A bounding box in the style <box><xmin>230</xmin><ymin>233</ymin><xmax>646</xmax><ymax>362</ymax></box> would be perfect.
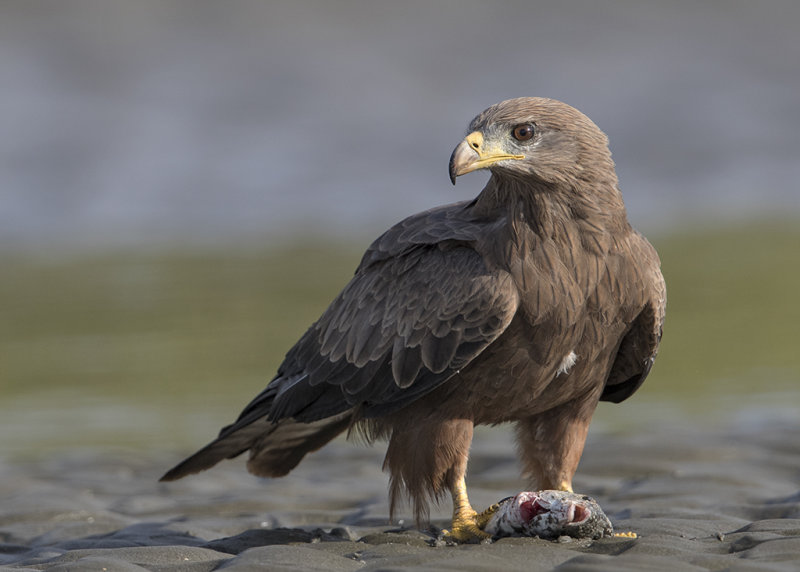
<box><xmin>449</xmin><ymin>97</ymin><xmax>615</xmax><ymax>189</ymax></box>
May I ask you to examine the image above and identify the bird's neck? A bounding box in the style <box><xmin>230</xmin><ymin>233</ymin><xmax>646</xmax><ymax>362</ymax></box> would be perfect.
<box><xmin>472</xmin><ymin>176</ymin><xmax>631</xmax><ymax>254</ymax></box>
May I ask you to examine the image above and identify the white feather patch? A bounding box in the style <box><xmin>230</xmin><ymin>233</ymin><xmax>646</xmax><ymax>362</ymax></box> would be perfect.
<box><xmin>556</xmin><ymin>351</ymin><xmax>578</xmax><ymax>376</ymax></box>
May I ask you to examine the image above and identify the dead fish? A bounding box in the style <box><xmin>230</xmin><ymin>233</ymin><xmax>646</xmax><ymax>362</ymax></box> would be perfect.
<box><xmin>483</xmin><ymin>490</ymin><xmax>614</xmax><ymax>540</ymax></box>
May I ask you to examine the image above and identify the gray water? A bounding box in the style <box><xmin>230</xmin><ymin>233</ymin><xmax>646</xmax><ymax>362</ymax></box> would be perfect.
<box><xmin>2</xmin><ymin>1</ymin><xmax>799</xmax><ymax>251</ymax></box>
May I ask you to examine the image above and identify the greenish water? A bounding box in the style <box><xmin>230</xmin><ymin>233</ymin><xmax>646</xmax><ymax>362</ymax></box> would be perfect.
<box><xmin>2</xmin><ymin>221</ymin><xmax>798</xmax><ymax>456</ymax></box>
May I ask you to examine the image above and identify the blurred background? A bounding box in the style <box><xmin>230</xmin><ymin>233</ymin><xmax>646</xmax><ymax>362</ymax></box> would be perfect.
<box><xmin>1</xmin><ymin>1</ymin><xmax>798</xmax><ymax>459</ymax></box>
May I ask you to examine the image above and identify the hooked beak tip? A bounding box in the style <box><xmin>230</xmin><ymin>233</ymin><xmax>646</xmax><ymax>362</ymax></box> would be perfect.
<box><xmin>448</xmin><ymin>138</ymin><xmax>477</xmax><ymax>185</ymax></box>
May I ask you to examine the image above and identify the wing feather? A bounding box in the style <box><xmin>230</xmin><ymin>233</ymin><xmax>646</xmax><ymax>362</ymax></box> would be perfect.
<box><xmin>601</xmin><ymin>231</ymin><xmax>666</xmax><ymax>403</ymax></box>
<box><xmin>232</xmin><ymin>204</ymin><xmax>519</xmax><ymax>425</ymax></box>
<box><xmin>421</xmin><ymin>329</ymin><xmax>462</xmax><ymax>374</ymax></box>
<box><xmin>391</xmin><ymin>339</ymin><xmax>424</xmax><ymax>389</ymax></box>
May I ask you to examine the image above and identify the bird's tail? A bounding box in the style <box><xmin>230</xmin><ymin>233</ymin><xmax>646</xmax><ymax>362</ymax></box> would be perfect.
<box><xmin>159</xmin><ymin>410</ymin><xmax>354</xmax><ymax>482</ymax></box>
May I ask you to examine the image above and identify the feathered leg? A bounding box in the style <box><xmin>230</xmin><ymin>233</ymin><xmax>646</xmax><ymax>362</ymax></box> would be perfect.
<box><xmin>383</xmin><ymin>417</ymin><xmax>489</xmax><ymax>541</ymax></box>
<box><xmin>515</xmin><ymin>391</ymin><xmax>601</xmax><ymax>491</ymax></box>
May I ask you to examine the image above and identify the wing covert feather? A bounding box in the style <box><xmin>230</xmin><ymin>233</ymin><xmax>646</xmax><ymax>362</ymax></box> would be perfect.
<box><xmin>267</xmin><ymin>240</ymin><xmax>518</xmax><ymax>421</ymax></box>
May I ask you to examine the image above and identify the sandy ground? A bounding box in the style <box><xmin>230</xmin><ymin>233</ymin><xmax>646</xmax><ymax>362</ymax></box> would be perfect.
<box><xmin>1</xmin><ymin>420</ymin><xmax>799</xmax><ymax>571</ymax></box>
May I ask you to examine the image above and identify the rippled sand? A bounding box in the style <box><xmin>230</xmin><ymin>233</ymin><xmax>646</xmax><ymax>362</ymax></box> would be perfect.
<box><xmin>2</xmin><ymin>420</ymin><xmax>799</xmax><ymax>571</ymax></box>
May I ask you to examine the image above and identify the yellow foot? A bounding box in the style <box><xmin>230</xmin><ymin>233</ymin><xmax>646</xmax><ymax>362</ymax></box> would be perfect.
<box><xmin>614</xmin><ymin>531</ymin><xmax>638</xmax><ymax>538</ymax></box>
<box><xmin>444</xmin><ymin>508</ymin><xmax>492</xmax><ymax>543</ymax></box>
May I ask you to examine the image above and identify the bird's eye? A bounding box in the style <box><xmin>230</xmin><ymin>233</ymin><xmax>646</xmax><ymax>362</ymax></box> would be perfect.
<box><xmin>512</xmin><ymin>124</ymin><xmax>535</xmax><ymax>142</ymax></box>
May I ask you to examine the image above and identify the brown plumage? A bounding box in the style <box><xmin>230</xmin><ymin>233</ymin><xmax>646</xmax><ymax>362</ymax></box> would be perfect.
<box><xmin>161</xmin><ymin>97</ymin><xmax>666</xmax><ymax>541</ymax></box>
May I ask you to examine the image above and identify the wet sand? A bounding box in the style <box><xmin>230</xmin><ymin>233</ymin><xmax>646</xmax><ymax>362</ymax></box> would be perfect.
<box><xmin>1</xmin><ymin>420</ymin><xmax>799</xmax><ymax>571</ymax></box>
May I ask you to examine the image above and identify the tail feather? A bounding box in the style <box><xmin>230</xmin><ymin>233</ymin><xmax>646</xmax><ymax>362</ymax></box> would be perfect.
<box><xmin>160</xmin><ymin>410</ymin><xmax>353</xmax><ymax>482</ymax></box>
<box><xmin>247</xmin><ymin>411</ymin><xmax>353</xmax><ymax>477</ymax></box>
<box><xmin>160</xmin><ymin>369</ymin><xmax>357</xmax><ymax>483</ymax></box>
<box><xmin>159</xmin><ymin>419</ymin><xmax>274</xmax><ymax>481</ymax></box>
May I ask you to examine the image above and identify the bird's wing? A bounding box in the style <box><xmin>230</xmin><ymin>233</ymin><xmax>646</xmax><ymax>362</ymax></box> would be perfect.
<box><xmin>270</xmin><ymin>244</ymin><xmax>518</xmax><ymax>420</ymax></box>
<box><xmin>600</xmin><ymin>231</ymin><xmax>666</xmax><ymax>403</ymax></box>
<box><xmin>232</xmin><ymin>206</ymin><xmax>518</xmax><ymax>426</ymax></box>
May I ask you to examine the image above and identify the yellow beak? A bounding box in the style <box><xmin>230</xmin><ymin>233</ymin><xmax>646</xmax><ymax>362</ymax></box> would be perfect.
<box><xmin>449</xmin><ymin>131</ymin><xmax>524</xmax><ymax>184</ymax></box>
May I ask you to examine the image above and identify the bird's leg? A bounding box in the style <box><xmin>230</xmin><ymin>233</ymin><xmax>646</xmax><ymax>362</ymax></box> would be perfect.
<box><xmin>517</xmin><ymin>396</ymin><xmax>640</xmax><ymax>539</ymax></box>
<box><xmin>441</xmin><ymin>421</ymin><xmax>493</xmax><ymax>542</ymax></box>
<box><xmin>385</xmin><ymin>416</ymin><xmax>491</xmax><ymax>541</ymax></box>
<box><xmin>515</xmin><ymin>393</ymin><xmax>599</xmax><ymax>492</ymax></box>
<box><xmin>446</xmin><ymin>474</ymin><xmax>492</xmax><ymax>542</ymax></box>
